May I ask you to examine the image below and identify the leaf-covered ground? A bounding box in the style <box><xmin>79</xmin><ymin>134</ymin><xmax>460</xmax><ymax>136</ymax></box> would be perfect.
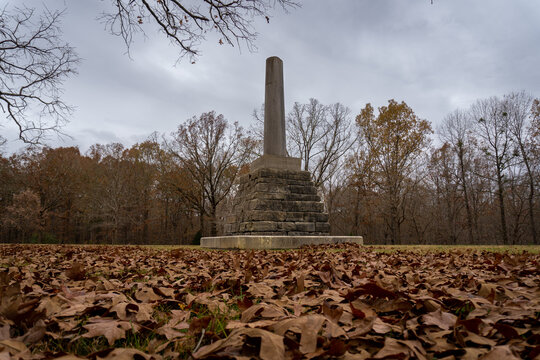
<box><xmin>1</xmin><ymin>244</ymin><xmax>539</xmax><ymax>359</ymax></box>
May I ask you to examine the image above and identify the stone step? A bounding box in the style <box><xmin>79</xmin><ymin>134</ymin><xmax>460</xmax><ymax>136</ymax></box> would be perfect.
<box><xmin>249</xmin><ymin>168</ymin><xmax>311</xmax><ymax>181</ymax></box>
<box><xmin>237</xmin><ymin>221</ymin><xmax>330</xmax><ymax>233</ymax></box>
<box><xmin>253</xmin><ymin>178</ymin><xmax>315</xmax><ymax>186</ymax></box>
<box><xmin>243</xmin><ymin>182</ymin><xmax>317</xmax><ymax>194</ymax></box>
<box><xmin>246</xmin><ymin>199</ymin><xmax>325</xmax><ymax>212</ymax></box>
<box><xmin>239</xmin><ymin>191</ymin><xmax>321</xmax><ymax>202</ymax></box>
<box><xmin>234</xmin><ymin>210</ymin><xmax>329</xmax><ymax>223</ymax></box>
<box><xmin>226</xmin><ymin>166</ymin><xmax>330</xmax><ymax>236</ymax></box>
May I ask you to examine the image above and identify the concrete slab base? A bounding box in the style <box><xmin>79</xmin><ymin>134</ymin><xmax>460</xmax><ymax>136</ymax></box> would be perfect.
<box><xmin>200</xmin><ymin>235</ymin><xmax>363</xmax><ymax>249</ymax></box>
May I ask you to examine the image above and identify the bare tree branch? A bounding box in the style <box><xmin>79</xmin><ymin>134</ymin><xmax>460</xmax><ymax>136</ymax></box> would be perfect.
<box><xmin>287</xmin><ymin>99</ymin><xmax>356</xmax><ymax>188</ymax></box>
<box><xmin>100</xmin><ymin>0</ymin><xmax>299</xmax><ymax>63</ymax></box>
<box><xmin>168</xmin><ymin>111</ymin><xmax>254</xmax><ymax>235</ymax></box>
<box><xmin>0</xmin><ymin>5</ymin><xmax>80</xmax><ymax>144</ymax></box>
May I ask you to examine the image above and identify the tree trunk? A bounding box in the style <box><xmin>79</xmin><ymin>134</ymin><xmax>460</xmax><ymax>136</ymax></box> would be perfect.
<box><xmin>495</xmin><ymin>165</ymin><xmax>509</xmax><ymax>245</ymax></box>
<box><xmin>520</xmin><ymin>145</ymin><xmax>537</xmax><ymax>244</ymax></box>
<box><xmin>354</xmin><ymin>186</ymin><xmax>360</xmax><ymax>236</ymax></box>
<box><xmin>199</xmin><ymin>208</ymin><xmax>205</xmax><ymax>236</ymax></box>
<box><xmin>143</xmin><ymin>208</ymin><xmax>149</xmax><ymax>244</ymax></box>
<box><xmin>210</xmin><ymin>203</ymin><xmax>217</xmax><ymax>237</ymax></box>
<box><xmin>389</xmin><ymin>202</ymin><xmax>401</xmax><ymax>245</ymax></box>
<box><xmin>458</xmin><ymin>147</ymin><xmax>475</xmax><ymax>244</ymax></box>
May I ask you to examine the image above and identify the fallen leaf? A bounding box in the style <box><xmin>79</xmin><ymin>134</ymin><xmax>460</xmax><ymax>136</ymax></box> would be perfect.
<box><xmin>421</xmin><ymin>309</ymin><xmax>457</xmax><ymax>330</ymax></box>
<box><xmin>271</xmin><ymin>314</ymin><xmax>326</xmax><ymax>354</ymax></box>
<box><xmin>65</xmin><ymin>262</ymin><xmax>86</xmax><ymax>281</ymax></box>
<box><xmin>193</xmin><ymin>327</ymin><xmax>284</xmax><ymax>360</ymax></box>
<box><xmin>479</xmin><ymin>345</ymin><xmax>519</xmax><ymax>359</ymax></box>
<box><xmin>82</xmin><ymin>319</ymin><xmax>140</xmax><ymax>346</ymax></box>
<box><xmin>241</xmin><ymin>303</ymin><xmax>287</xmax><ymax>323</ymax></box>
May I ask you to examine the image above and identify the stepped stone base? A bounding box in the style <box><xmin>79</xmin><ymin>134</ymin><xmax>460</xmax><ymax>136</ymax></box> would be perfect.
<box><xmin>201</xmin><ymin>235</ymin><xmax>364</xmax><ymax>249</ymax></box>
<box><xmin>224</xmin><ymin>165</ymin><xmax>330</xmax><ymax>236</ymax></box>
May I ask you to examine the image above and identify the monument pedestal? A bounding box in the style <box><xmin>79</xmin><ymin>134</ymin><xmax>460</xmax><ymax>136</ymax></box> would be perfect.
<box><xmin>223</xmin><ymin>166</ymin><xmax>330</xmax><ymax>236</ymax></box>
<box><xmin>200</xmin><ymin>56</ymin><xmax>364</xmax><ymax>249</ymax></box>
<box><xmin>200</xmin><ymin>156</ymin><xmax>364</xmax><ymax>249</ymax></box>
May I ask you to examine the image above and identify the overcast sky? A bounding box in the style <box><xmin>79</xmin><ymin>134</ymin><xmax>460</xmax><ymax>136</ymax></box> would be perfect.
<box><xmin>2</xmin><ymin>0</ymin><xmax>540</xmax><ymax>154</ymax></box>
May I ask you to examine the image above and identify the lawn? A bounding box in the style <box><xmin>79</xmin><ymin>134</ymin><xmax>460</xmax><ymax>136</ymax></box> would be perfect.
<box><xmin>0</xmin><ymin>243</ymin><xmax>539</xmax><ymax>359</ymax></box>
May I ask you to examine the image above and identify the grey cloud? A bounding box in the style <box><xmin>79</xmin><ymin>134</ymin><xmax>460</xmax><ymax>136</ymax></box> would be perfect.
<box><xmin>3</xmin><ymin>0</ymin><xmax>539</xmax><ymax>154</ymax></box>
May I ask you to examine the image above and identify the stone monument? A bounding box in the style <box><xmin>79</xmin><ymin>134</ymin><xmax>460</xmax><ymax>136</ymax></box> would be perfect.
<box><xmin>200</xmin><ymin>57</ymin><xmax>363</xmax><ymax>249</ymax></box>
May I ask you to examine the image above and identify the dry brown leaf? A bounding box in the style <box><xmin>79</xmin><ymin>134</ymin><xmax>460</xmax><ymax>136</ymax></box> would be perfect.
<box><xmin>98</xmin><ymin>347</ymin><xmax>153</xmax><ymax>359</ymax></box>
<box><xmin>134</xmin><ymin>287</ymin><xmax>162</xmax><ymax>303</ymax></box>
<box><xmin>374</xmin><ymin>337</ymin><xmax>427</xmax><ymax>359</ymax></box>
<box><xmin>82</xmin><ymin>319</ymin><xmax>140</xmax><ymax>346</ymax></box>
<box><xmin>1</xmin><ymin>244</ymin><xmax>539</xmax><ymax>359</ymax></box>
<box><xmin>155</xmin><ymin>324</ymin><xmax>186</xmax><ymax>340</ymax></box>
<box><xmin>241</xmin><ymin>303</ymin><xmax>287</xmax><ymax>323</ymax></box>
<box><xmin>0</xmin><ymin>339</ymin><xmax>27</xmax><ymax>355</ymax></box>
<box><xmin>462</xmin><ymin>331</ymin><xmax>496</xmax><ymax>347</ymax></box>
<box><xmin>342</xmin><ymin>349</ymin><xmax>371</xmax><ymax>359</ymax></box>
<box><xmin>421</xmin><ymin>309</ymin><xmax>457</xmax><ymax>330</ymax></box>
<box><xmin>372</xmin><ymin>317</ymin><xmax>401</xmax><ymax>334</ymax></box>
<box><xmin>65</xmin><ymin>262</ymin><xmax>86</xmax><ymax>281</ymax></box>
<box><xmin>245</xmin><ymin>282</ymin><xmax>275</xmax><ymax>298</ymax></box>
<box><xmin>272</xmin><ymin>314</ymin><xmax>326</xmax><ymax>354</ymax></box>
<box><xmin>193</xmin><ymin>327</ymin><xmax>284</xmax><ymax>360</ymax></box>
<box><xmin>479</xmin><ymin>346</ymin><xmax>520</xmax><ymax>360</ymax></box>
<box><xmin>0</xmin><ymin>325</ymin><xmax>9</xmax><ymax>341</ymax></box>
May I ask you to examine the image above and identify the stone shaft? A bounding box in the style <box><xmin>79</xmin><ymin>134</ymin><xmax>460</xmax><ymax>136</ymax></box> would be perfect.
<box><xmin>264</xmin><ymin>56</ymin><xmax>287</xmax><ymax>156</ymax></box>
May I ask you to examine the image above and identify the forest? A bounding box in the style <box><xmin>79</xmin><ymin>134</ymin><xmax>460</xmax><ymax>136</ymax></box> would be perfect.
<box><xmin>1</xmin><ymin>92</ymin><xmax>539</xmax><ymax>245</ymax></box>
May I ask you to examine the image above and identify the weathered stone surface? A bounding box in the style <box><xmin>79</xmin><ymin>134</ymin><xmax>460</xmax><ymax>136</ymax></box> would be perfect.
<box><xmin>288</xmin><ymin>185</ymin><xmax>317</xmax><ymax>195</ymax></box>
<box><xmin>201</xmin><ymin>235</ymin><xmax>363</xmax><ymax>249</ymax></box>
<box><xmin>225</xmin><ymin>166</ymin><xmax>330</xmax><ymax>236</ymax></box>
<box><xmin>284</xmin><ymin>212</ymin><xmax>305</xmax><ymax>222</ymax></box>
<box><xmin>246</xmin><ymin>210</ymin><xmax>287</xmax><ymax>222</ymax></box>
<box><xmin>253</xmin><ymin>168</ymin><xmax>311</xmax><ymax>181</ymax></box>
<box><xmin>315</xmin><ymin>222</ymin><xmax>331</xmax><ymax>232</ymax></box>
<box><xmin>250</xmin><ymin>154</ymin><xmax>301</xmax><ymax>171</ymax></box>
<box><xmin>239</xmin><ymin>221</ymin><xmax>279</xmax><ymax>232</ymax></box>
<box><xmin>219</xmin><ymin>57</ymin><xmax>330</xmax><ymax>239</ymax></box>
<box><xmin>264</xmin><ymin>57</ymin><xmax>287</xmax><ymax>157</ymax></box>
<box><xmin>303</xmin><ymin>212</ymin><xmax>329</xmax><ymax>222</ymax></box>
<box><xmin>294</xmin><ymin>222</ymin><xmax>315</xmax><ymax>232</ymax></box>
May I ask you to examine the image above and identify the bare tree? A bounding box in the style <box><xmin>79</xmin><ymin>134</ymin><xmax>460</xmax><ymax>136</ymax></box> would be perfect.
<box><xmin>472</xmin><ymin>96</ymin><xmax>515</xmax><ymax>244</ymax></box>
<box><xmin>313</xmin><ymin>102</ymin><xmax>356</xmax><ymax>187</ymax></box>
<box><xmin>287</xmin><ymin>98</ymin><xmax>326</xmax><ymax>172</ymax></box>
<box><xmin>428</xmin><ymin>144</ymin><xmax>462</xmax><ymax>244</ymax></box>
<box><xmin>101</xmin><ymin>0</ymin><xmax>299</xmax><ymax>62</ymax></box>
<box><xmin>249</xmin><ymin>104</ymin><xmax>265</xmax><ymax>156</ymax></box>
<box><xmin>169</xmin><ymin>111</ymin><xmax>253</xmax><ymax>236</ymax></box>
<box><xmin>438</xmin><ymin>109</ymin><xmax>477</xmax><ymax>243</ymax></box>
<box><xmin>287</xmin><ymin>99</ymin><xmax>355</xmax><ymax>188</ymax></box>
<box><xmin>505</xmin><ymin>91</ymin><xmax>537</xmax><ymax>244</ymax></box>
<box><xmin>0</xmin><ymin>6</ymin><xmax>79</xmax><ymax>144</ymax></box>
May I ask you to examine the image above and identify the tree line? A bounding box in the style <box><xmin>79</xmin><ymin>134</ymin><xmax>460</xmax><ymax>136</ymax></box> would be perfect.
<box><xmin>1</xmin><ymin>92</ymin><xmax>539</xmax><ymax>245</ymax></box>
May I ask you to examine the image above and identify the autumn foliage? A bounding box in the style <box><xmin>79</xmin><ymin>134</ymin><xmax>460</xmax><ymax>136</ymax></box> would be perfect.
<box><xmin>1</xmin><ymin>92</ymin><xmax>540</xmax><ymax>245</ymax></box>
<box><xmin>0</xmin><ymin>244</ymin><xmax>539</xmax><ymax>359</ymax></box>
<box><xmin>0</xmin><ymin>112</ymin><xmax>254</xmax><ymax>245</ymax></box>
